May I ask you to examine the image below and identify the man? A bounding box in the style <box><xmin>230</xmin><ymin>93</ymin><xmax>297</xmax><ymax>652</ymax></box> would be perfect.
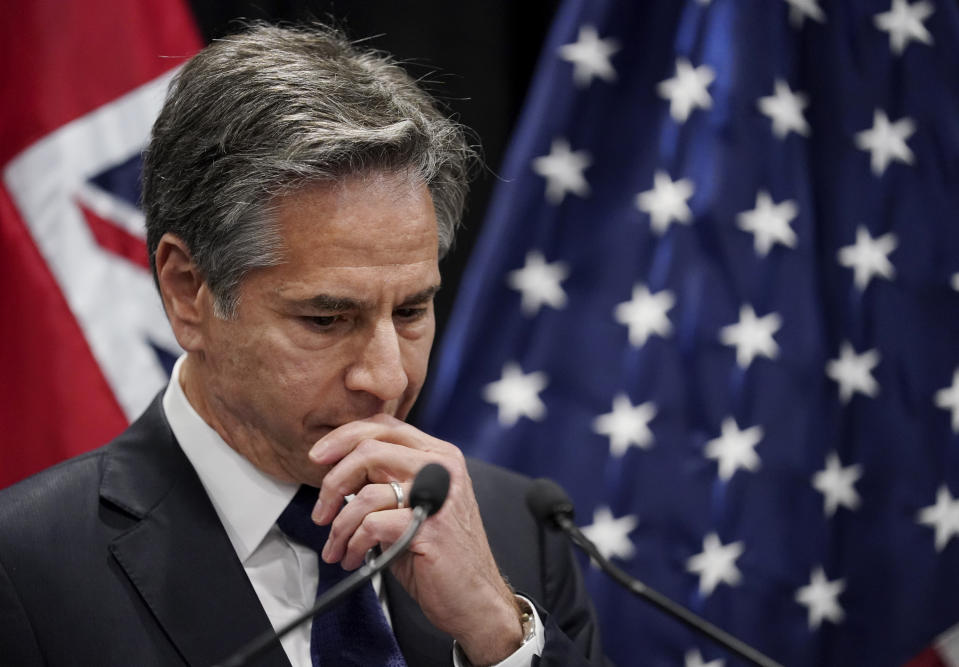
<box><xmin>0</xmin><ymin>22</ymin><xmax>606</xmax><ymax>667</ymax></box>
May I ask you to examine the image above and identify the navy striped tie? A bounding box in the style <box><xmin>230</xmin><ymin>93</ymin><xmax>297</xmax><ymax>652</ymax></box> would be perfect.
<box><xmin>277</xmin><ymin>485</ymin><xmax>408</xmax><ymax>667</ymax></box>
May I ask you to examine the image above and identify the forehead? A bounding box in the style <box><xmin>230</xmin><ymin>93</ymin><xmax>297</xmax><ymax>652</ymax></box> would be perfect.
<box><xmin>254</xmin><ymin>172</ymin><xmax>441</xmax><ymax>305</ymax></box>
<box><xmin>273</xmin><ymin>172</ymin><xmax>440</xmax><ymax>268</ymax></box>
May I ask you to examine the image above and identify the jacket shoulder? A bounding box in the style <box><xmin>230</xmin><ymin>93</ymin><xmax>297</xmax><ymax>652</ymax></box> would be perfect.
<box><xmin>0</xmin><ymin>447</ymin><xmax>106</xmax><ymax>529</ymax></box>
<box><xmin>0</xmin><ymin>394</ymin><xmax>171</xmax><ymax>536</ymax></box>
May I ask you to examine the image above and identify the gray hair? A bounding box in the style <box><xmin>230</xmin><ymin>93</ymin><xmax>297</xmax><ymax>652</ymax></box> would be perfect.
<box><xmin>142</xmin><ymin>22</ymin><xmax>475</xmax><ymax>317</ymax></box>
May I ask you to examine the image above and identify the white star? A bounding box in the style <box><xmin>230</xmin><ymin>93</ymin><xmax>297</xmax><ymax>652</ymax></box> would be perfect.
<box><xmin>854</xmin><ymin>109</ymin><xmax>916</xmax><ymax>176</ymax></box>
<box><xmin>614</xmin><ymin>284</ymin><xmax>675</xmax><ymax>347</ymax></box>
<box><xmin>917</xmin><ymin>485</ymin><xmax>959</xmax><ymax>552</ymax></box>
<box><xmin>581</xmin><ymin>506</ymin><xmax>638</xmax><ymax>563</ymax></box>
<box><xmin>736</xmin><ymin>190</ymin><xmax>799</xmax><ymax>256</ymax></box>
<box><xmin>636</xmin><ymin>170</ymin><xmax>696</xmax><ymax>235</ymax></box>
<box><xmin>718</xmin><ymin>304</ymin><xmax>782</xmax><ymax>369</ymax></box>
<box><xmin>757</xmin><ymin>79</ymin><xmax>811</xmax><ymax>139</ymax></box>
<box><xmin>825</xmin><ymin>342</ymin><xmax>881</xmax><ymax>404</ymax></box>
<box><xmin>874</xmin><ymin>0</ymin><xmax>934</xmax><ymax>55</ymax></box>
<box><xmin>951</xmin><ymin>273</ymin><xmax>959</xmax><ymax>292</ymax></box>
<box><xmin>482</xmin><ymin>362</ymin><xmax>549</xmax><ymax>427</ymax></box>
<box><xmin>593</xmin><ymin>394</ymin><xmax>658</xmax><ymax>457</ymax></box>
<box><xmin>795</xmin><ymin>567</ymin><xmax>846</xmax><ymax>629</ymax></box>
<box><xmin>685</xmin><ymin>649</ymin><xmax>724</xmax><ymax>667</ymax></box>
<box><xmin>687</xmin><ymin>533</ymin><xmax>744</xmax><ymax>596</ymax></box>
<box><xmin>935</xmin><ymin>369</ymin><xmax>959</xmax><ymax>433</ymax></box>
<box><xmin>531</xmin><ymin>138</ymin><xmax>592</xmax><ymax>205</ymax></box>
<box><xmin>837</xmin><ymin>225</ymin><xmax>898</xmax><ymax>291</ymax></box>
<box><xmin>507</xmin><ymin>251</ymin><xmax>569</xmax><ymax>316</ymax></box>
<box><xmin>657</xmin><ymin>58</ymin><xmax>715</xmax><ymax>123</ymax></box>
<box><xmin>784</xmin><ymin>0</ymin><xmax>826</xmax><ymax>27</ymax></box>
<box><xmin>558</xmin><ymin>25</ymin><xmax>620</xmax><ymax>88</ymax></box>
<box><xmin>705</xmin><ymin>417</ymin><xmax>764</xmax><ymax>482</ymax></box>
<box><xmin>812</xmin><ymin>452</ymin><xmax>863</xmax><ymax>517</ymax></box>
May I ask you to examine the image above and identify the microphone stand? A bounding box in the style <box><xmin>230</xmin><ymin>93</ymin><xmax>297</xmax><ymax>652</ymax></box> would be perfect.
<box><xmin>555</xmin><ymin>514</ymin><xmax>784</xmax><ymax>667</ymax></box>
<box><xmin>214</xmin><ymin>504</ymin><xmax>429</xmax><ymax>667</ymax></box>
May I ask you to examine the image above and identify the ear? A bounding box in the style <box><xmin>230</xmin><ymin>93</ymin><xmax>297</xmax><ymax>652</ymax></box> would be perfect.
<box><xmin>154</xmin><ymin>233</ymin><xmax>210</xmax><ymax>351</ymax></box>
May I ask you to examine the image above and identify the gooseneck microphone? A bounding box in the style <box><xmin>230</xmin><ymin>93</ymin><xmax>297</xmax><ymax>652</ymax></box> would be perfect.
<box><xmin>215</xmin><ymin>463</ymin><xmax>451</xmax><ymax>667</ymax></box>
<box><xmin>526</xmin><ymin>478</ymin><xmax>783</xmax><ymax>667</ymax></box>
<box><xmin>407</xmin><ymin>462</ymin><xmax>450</xmax><ymax>517</ymax></box>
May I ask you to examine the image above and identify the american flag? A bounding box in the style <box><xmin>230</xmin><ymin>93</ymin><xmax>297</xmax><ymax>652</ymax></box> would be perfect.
<box><xmin>417</xmin><ymin>1</ymin><xmax>959</xmax><ymax>665</ymax></box>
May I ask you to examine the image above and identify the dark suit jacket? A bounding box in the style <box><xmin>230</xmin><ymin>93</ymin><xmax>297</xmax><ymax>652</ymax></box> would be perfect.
<box><xmin>0</xmin><ymin>397</ymin><xmax>607</xmax><ymax>666</ymax></box>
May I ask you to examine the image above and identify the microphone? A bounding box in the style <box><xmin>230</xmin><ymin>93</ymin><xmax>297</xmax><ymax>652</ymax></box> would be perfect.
<box><xmin>215</xmin><ymin>463</ymin><xmax>451</xmax><ymax>667</ymax></box>
<box><xmin>408</xmin><ymin>461</ymin><xmax>450</xmax><ymax>517</ymax></box>
<box><xmin>526</xmin><ymin>478</ymin><xmax>783</xmax><ymax>667</ymax></box>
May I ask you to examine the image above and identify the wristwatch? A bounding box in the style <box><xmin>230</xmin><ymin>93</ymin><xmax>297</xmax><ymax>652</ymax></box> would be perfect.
<box><xmin>517</xmin><ymin>598</ymin><xmax>536</xmax><ymax>645</ymax></box>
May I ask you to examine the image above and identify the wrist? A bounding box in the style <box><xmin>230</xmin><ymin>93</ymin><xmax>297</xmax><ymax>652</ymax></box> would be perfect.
<box><xmin>456</xmin><ymin>590</ymin><xmax>526</xmax><ymax>665</ymax></box>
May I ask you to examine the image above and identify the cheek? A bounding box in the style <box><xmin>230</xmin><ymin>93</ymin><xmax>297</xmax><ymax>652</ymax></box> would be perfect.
<box><xmin>266</xmin><ymin>339</ymin><xmax>360</xmax><ymax>417</ymax></box>
<box><xmin>403</xmin><ymin>336</ymin><xmax>434</xmax><ymax>390</ymax></box>
<box><xmin>262</xmin><ymin>338</ymin><xmax>336</xmax><ymax>391</ymax></box>
<box><xmin>273</xmin><ymin>361</ymin><xmax>339</xmax><ymax>400</ymax></box>
<box><xmin>204</xmin><ymin>320</ymin><xmax>258</xmax><ymax>381</ymax></box>
<box><xmin>212</xmin><ymin>324</ymin><xmax>320</xmax><ymax>400</ymax></box>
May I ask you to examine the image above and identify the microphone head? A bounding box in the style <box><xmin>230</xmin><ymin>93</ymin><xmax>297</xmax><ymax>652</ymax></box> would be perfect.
<box><xmin>525</xmin><ymin>478</ymin><xmax>575</xmax><ymax>530</ymax></box>
<box><xmin>409</xmin><ymin>463</ymin><xmax>450</xmax><ymax>516</ymax></box>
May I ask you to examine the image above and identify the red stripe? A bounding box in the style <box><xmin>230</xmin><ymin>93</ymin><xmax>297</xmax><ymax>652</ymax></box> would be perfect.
<box><xmin>0</xmin><ymin>0</ymin><xmax>202</xmax><ymax>165</ymax></box>
<box><xmin>0</xmin><ymin>184</ymin><xmax>127</xmax><ymax>488</ymax></box>
<box><xmin>78</xmin><ymin>202</ymin><xmax>151</xmax><ymax>271</ymax></box>
<box><xmin>904</xmin><ymin>647</ymin><xmax>948</xmax><ymax>667</ymax></box>
<box><xmin>0</xmin><ymin>1</ymin><xmax>201</xmax><ymax>487</ymax></box>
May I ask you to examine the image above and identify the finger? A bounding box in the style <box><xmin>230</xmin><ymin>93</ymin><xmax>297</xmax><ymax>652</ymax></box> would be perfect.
<box><xmin>309</xmin><ymin>414</ymin><xmax>450</xmax><ymax>465</ymax></box>
<box><xmin>338</xmin><ymin>508</ymin><xmax>411</xmax><ymax>571</ymax></box>
<box><xmin>322</xmin><ymin>482</ymin><xmax>410</xmax><ymax>564</ymax></box>
<box><xmin>315</xmin><ymin>440</ymin><xmax>431</xmax><ymax>524</ymax></box>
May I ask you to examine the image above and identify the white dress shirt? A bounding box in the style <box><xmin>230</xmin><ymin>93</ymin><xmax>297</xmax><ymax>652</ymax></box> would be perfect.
<box><xmin>162</xmin><ymin>355</ymin><xmax>543</xmax><ymax>666</ymax></box>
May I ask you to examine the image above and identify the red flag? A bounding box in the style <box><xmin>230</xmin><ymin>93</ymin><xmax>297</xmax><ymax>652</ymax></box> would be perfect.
<box><xmin>905</xmin><ymin>624</ymin><xmax>959</xmax><ymax>667</ymax></box>
<box><xmin>0</xmin><ymin>1</ymin><xmax>201</xmax><ymax>487</ymax></box>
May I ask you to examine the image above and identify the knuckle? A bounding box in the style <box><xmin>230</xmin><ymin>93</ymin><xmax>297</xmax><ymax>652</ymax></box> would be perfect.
<box><xmin>355</xmin><ymin>514</ymin><xmax>378</xmax><ymax>543</ymax></box>
<box><xmin>448</xmin><ymin>446</ymin><xmax>467</xmax><ymax>466</ymax></box>
<box><xmin>396</xmin><ymin>420</ymin><xmax>418</xmax><ymax>437</ymax></box>
<box><xmin>320</xmin><ymin>467</ymin><xmax>340</xmax><ymax>489</ymax></box>
<box><xmin>353</xmin><ymin>485</ymin><xmax>381</xmax><ymax>513</ymax></box>
<box><xmin>333</xmin><ymin>481</ymin><xmax>356</xmax><ymax>499</ymax></box>
<box><xmin>369</xmin><ymin>462</ymin><xmax>391</xmax><ymax>483</ymax></box>
<box><xmin>356</xmin><ymin>438</ymin><xmax>379</xmax><ymax>456</ymax></box>
<box><xmin>327</xmin><ymin>523</ymin><xmax>340</xmax><ymax>543</ymax></box>
<box><xmin>440</xmin><ymin>451</ymin><xmax>468</xmax><ymax>480</ymax></box>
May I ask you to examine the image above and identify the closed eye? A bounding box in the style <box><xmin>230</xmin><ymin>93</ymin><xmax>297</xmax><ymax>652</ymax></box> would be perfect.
<box><xmin>395</xmin><ymin>307</ymin><xmax>429</xmax><ymax>321</ymax></box>
<box><xmin>303</xmin><ymin>315</ymin><xmax>345</xmax><ymax>330</ymax></box>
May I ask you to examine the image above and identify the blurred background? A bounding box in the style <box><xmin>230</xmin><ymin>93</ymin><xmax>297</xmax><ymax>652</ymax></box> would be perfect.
<box><xmin>3</xmin><ymin>1</ymin><xmax>959</xmax><ymax>665</ymax></box>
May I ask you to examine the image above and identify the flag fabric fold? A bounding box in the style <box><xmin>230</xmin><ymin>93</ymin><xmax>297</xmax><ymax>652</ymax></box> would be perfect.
<box><xmin>0</xmin><ymin>1</ymin><xmax>200</xmax><ymax>488</ymax></box>
<box><xmin>419</xmin><ymin>1</ymin><xmax>959</xmax><ymax>665</ymax></box>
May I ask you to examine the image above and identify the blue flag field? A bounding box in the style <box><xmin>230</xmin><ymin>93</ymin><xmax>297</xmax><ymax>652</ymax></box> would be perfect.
<box><xmin>419</xmin><ymin>1</ymin><xmax>959</xmax><ymax>665</ymax></box>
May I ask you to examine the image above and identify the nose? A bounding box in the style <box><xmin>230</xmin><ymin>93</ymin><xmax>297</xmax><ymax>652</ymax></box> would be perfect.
<box><xmin>344</xmin><ymin>319</ymin><xmax>409</xmax><ymax>402</ymax></box>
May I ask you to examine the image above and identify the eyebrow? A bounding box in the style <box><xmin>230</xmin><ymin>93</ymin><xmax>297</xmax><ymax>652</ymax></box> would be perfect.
<box><xmin>293</xmin><ymin>284</ymin><xmax>441</xmax><ymax>312</ymax></box>
<box><xmin>400</xmin><ymin>284</ymin><xmax>442</xmax><ymax>307</ymax></box>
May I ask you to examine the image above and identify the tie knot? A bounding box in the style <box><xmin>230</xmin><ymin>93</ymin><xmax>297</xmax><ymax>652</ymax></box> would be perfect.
<box><xmin>277</xmin><ymin>485</ymin><xmax>330</xmax><ymax>554</ymax></box>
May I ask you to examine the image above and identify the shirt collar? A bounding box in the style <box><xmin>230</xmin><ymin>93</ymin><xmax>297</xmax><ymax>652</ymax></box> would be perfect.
<box><xmin>162</xmin><ymin>355</ymin><xmax>298</xmax><ymax>562</ymax></box>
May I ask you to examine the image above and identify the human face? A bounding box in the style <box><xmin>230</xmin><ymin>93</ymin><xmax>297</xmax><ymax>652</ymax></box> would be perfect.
<box><xmin>181</xmin><ymin>171</ymin><xmax>441</xmax><ymax>484</ymax></box>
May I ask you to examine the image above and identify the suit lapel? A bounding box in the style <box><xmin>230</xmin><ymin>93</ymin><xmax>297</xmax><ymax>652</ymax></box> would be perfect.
<box><xmin>101</xmin><ymin>397</ymin><xmax>290</xmax><ymax>667</ymax></box>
